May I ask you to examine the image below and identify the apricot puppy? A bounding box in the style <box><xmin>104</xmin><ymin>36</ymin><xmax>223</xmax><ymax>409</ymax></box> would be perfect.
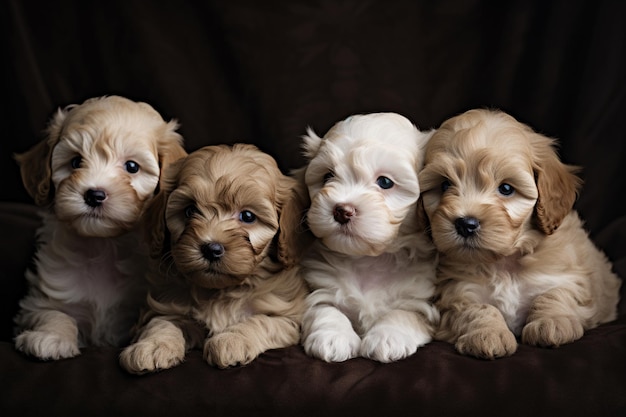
<box><xmin>120</xmin><ymin>144</ymin><xmax>309</xmax><ymax>372</ymax></box>
<box><xmin>419</xmin><ymin>109</ymin><xmax>621</xmax><ymax>359</ymax></box>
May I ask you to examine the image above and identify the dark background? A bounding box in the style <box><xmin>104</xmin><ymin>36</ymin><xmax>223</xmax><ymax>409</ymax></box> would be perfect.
<box><xmin>3</xmin><ymin>1</ymin><xmax>624</xmax><ymax>247</ymax></box>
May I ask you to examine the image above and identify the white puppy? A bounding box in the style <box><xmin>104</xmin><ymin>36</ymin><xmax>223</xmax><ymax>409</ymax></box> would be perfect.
<box><xmin>300</xmin><ymin>113</ymin><xmax>439</xmax><ymax>363</ymax></box>
<box><xmin>13</xmin><ymin>95</ymin><xmax>186</xmax><ymax>360</ymax></box>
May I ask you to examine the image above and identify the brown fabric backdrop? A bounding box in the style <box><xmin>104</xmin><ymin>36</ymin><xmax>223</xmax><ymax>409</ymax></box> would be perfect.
<box><xmin>4</xmin><ymin>1</ymin><xmax>625</xmax><ymax>234</ymax></box>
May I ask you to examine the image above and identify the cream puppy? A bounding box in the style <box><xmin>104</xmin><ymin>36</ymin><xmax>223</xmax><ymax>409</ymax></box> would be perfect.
<box><xmin>419</xmin><ymin>108</ymin><xmax>621</xmax><ymax>359</ymax></box>
<box><xmin>14</xmin><ymin>95</ymin><xmax>186</xmax><ymax>360</ymax></box>
<box><xmin>300</xmin><ymin>113</ymin><xmax>439</xmax><ymax>363</ymax></box>
<box><xmin>120</xmin><ymin>144</ymin><xmax>309</xmax><ymax>373</ymax></box>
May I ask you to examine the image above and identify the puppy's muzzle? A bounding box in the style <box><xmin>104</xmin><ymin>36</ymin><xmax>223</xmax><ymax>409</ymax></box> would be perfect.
<box><xmin>201</xmin><ymin>242</ymin><xmax>225</xmax><ymax>261</ymax></box>
<box><xmin>455</xmin><ymin>216</ymin><xmax>480</xmax><ymax>238</ymax></box>
<box><xmin>84</xmin><ymin>189</ymin><xmax>107</xmax><ymax>207</ymax></box>
<box><xmin>333</xmin><ymin>203</ymin><xmax>356</xmax><ymax>225</ymax></box>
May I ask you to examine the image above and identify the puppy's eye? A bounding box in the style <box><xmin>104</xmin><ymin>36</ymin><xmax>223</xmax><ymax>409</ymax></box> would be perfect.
<box><xmin>184</xmin><ymin>205</ymin><xmax>198</xmax><ymax>218</ymax></box>
<box><xmin>124</xmin><ymin>160</ymin><xmax>140</xmax><ymax>174</ymax></box>
<box><xmin>323</xmin><ymin>171</ymin><xmax>335</xmax><ymax>183</ymax></box>
<box><xmin>239</xmin><ymin>210</ymin><xmax>256</xmax><ymax>224</ymax></box>
<box><xmin>376</xmin><ymin>176</ymin><xmax>394</xmax><ymax>190</ymax></box>
<box><xmin>70</xmin><ymin>156</ymin><xmax>82</xmax><ymax>169</ymax></box>
<box><xmin>498</xmin><ymin>183</ymin><xmax>515</xmax><ymax>196</ymax></box>
<box><xmin>441</xmin><ymin>180</ymin><xmax>451</xmax><ymax>192</ymax></box>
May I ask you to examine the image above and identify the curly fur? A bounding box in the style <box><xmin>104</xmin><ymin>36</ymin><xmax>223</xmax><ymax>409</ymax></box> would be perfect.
<box><xmin>299</xmin><ymin>113</ymin><xmax>440</xmax><ymax>363</ymax></box>
<box><xmin>13</xmin><ymin>96</ymin><xmax>186</xmax><ymax>360</ymax></box>
<box><xmin>419</xmin><ymin>108</ymin><xmax>621</xmax><ymax>359</ymax></box>
<box><xmin>119</xmin><ymin>144</ymin><xmax>309</xmax><ymax>373</ymax></box>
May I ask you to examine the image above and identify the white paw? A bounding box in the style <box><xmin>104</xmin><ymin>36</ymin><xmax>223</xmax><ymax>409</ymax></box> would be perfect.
<box><xmin>304</xmin><ymin>330</ymin><xmax>361</xmax><ymax>362</ymax></box>
<box><xmin>119</xmin><ymin>338</ymin><xmax>186</xmax><ymax>374</ymax></box>
<box><xmin>361</xmin><ymin>326</ymin><xmax>430</xmax><ymax>363</ymax></box>
<box><xmin>15</xmin><ymin>330</ymin><xmax>80</xmax><ymax>360</ymax></box>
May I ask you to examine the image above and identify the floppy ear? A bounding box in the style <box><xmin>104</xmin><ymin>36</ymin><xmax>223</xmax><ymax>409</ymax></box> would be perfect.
<box><xmin>415</xmin><ymin>196</ymin><xmax>431</xmax><ymax>238</ymax></box>
<box><xmin>142</xmin><ymin>159</ymin><xmax>183</xmax><ymax>260</ymax></box>
<box><xmin>275</xmin><ymin>168</ymin><xmax>314</xmax><ymax>269</ymax></box>
<box><xmin>155</xmin><ymin>120</ymin><xmax>187</xmax><ymax>194</ymax></box>
<box><xmin>532</xmin><ymin>134</ymin><xmax>582</xmax><ymax>234</ymax></box>
<box><xmin>14</xmin><ymin>108</ymin><xmax>67</xmax><ymax>206</ymax></box>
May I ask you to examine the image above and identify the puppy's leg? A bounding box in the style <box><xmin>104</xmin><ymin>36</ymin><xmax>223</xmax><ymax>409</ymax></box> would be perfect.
<box><xmin>522</xmin><ymin>289</ymin><xmax>586</xmax><ymax>347</ymax></box>
<box><xmin>15</xmin><ymin>310</ymin><xmax>80</xmax><ymax>360</ymax></box>
<box><xmin>119</xmin><ymin>317</ymin><xmax>188</xmax><ymax>374</ymax></box>
<box><xmin>301</xmin><ymin>305</ymin><xmax>361</xmax><ymax>362</ymax></box>
<box><xmin>361</xmin><ymin>310</ymin><xmax>433</xmax><ymax>362</ymax></box>
<box><xmin>438</xmin><ymin>303</ymin><xmax>518</xmax><ymax>359</ymax></box>
<box><xmin>204</xmin><ymin>315</ymin><xmax>300</xmax><ymax>368</ymax></box>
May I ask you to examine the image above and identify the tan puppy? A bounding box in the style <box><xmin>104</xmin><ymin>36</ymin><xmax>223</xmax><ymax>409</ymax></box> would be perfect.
<box><xmin>419</xmin><ymin>109</ymin><xmax>621</xmax><ymax>359</ymax></box>
<box><xmin>14</xmin><ymin>95</ymin><xmax>186</xmax><ymax>360</ymax></box>
<box><xmin>120</xmin><ymin>144</ymin><xmax>309</xmax><ymax>372</ymax></box>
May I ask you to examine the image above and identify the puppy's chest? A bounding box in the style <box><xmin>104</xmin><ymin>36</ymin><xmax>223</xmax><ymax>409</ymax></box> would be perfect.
<box><xmin>37</xmin><ymin>228</ymin><xmax>148</xmax><ymax>306</ymax></box>
<box><xmin>339</xmin><ymin>254</ymin><xmax>409</xmax><ymax>292</ymax></box>
<box><xmin>191</xmin><ymin>289</ymin><xmax>254</xmax><ymax>334</ymax></box>
<box><xmin>73</xmin><ymin>245</ymin><xmax>142</xmax><ymax>300</ymax></box>
<box><xmin>331</xmin><ymin>253</ymin><xmax>433</xmax><ymax>309</ymax></box>
<box><xmin>483</xmin><ymin>262</ymin><xmax>545</xmax><ymax>335</ymax></box>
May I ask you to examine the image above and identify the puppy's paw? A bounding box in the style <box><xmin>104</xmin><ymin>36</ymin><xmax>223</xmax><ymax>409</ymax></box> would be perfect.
<box><xmin>204</xmin><ymin>332</ymin><xmax>257</xmax><ymax>369</ymax></box>
<box><xmin>361</xmin><ymin>326</ymin><xmax>430</xmax><ymax>363</ymax></box>
<box><xmin>119</xmin><ymin>338</ymin><xmax>186</xmax><ymax>374</ymax></box>
<box><xmin>456</xmin><ymin>327</ymin><xmax>517</xmax><ymax>359</ymax></box>
<box><xmin>15</xmin><ymin>330</ymin><xmax>80</xmax><ymax>360</ymax></box>
<box><xmin>521</xmin><ymin>316</ymin><xmax>584</xmax><ymax>347</ymax></box>
<box><xmin>304</xmin><ymin>330</ymin><xmax>361</xmax><ymax>363</ymax></box>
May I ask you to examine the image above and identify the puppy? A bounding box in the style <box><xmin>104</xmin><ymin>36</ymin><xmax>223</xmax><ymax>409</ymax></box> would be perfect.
<box><xmin>14</xmin><ymin>95</ymin><xmax>186</xmax><ymax>360</ymax></box>
<box><xmin>419</xmin><ymin>108</ymin><xmax>621</xmax><ymax>359</ymax></box>
<box><xmin>119</xmin><ymin>144</ymin><xmax>309</xmax><ymax>373</ymax></box>
<box><xmin>299</xmin><ymin>113</ymin><xmax>440</xmax><ymax>363</ymax></box>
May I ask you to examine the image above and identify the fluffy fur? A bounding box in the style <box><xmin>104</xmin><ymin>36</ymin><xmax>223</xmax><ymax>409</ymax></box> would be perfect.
<box><xmin>300</xmin><ymin>113</ymin><xmax>440</xmax><ymax>363</ymax></box>
<box><xmin>119</xmin><ymin>144</ymin><xmax>309</xmax><ymax>373</ymax></box>
<box><xmin>419</xmin><ymin>108</ymin><xmax>621</xmax><ymax>359</ymax></box>
<box><xmin>14</xmin><ymin>95</ymin><xmax>186</xmax><ymax>360</ymax></box>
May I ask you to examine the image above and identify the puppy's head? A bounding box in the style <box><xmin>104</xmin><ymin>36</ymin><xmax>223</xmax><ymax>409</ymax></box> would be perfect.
<box><xmin>419</xmin><ymin>109</ymin><xmax>581</xmax><ymax>263</ymax></box>
<box><xmin>146</xmin><ymin>144</ymin><xmax>306</xmax><ymax>289</ymax></box>
<box><xmin>302</xmin><ymin>113</ymin><xmax>433</xmax><ymax>256</ymax></box>
<box><xmin>15</xmin><ymin>95</ymin><xmax>186</xmax><ymax>237</ymax></box>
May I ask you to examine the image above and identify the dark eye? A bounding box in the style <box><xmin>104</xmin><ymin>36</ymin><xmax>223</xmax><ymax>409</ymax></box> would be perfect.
<box><xmin>70</xmin><ymin>156</ymin><xmax>82</xmax><ymax>169</ymax></box>
<box><xmin>441</xmin><ymin>180</ymin><xmax>451</xmax><ymax>192</ymax></box>
<box><xmin>498</xmin><ymin>183</ymin><xmax>515</xmax><ymax>196</ymax></box>
<box><xmin>376</xmin><ymin>176</ymin><xmax>394</xmax><ymax>189</ymax></box>
<box><xmin>239</xmin><ymin>210</ymin><xmax>256</xmax><ymax>224</ymax></box>
<box><xmin>323</xmin><ymin>171</ymin><xmax>334</xmax><ymax>184</ymax></box>
<box><xmin>184</xmin><ymin>205</ymin><xmax>198</xmax><ymax>218</ymax></box>
<box><xmin>125</xmin><ymin>160</ymin><xmax>140</xmax><ymax>173</ymax></box>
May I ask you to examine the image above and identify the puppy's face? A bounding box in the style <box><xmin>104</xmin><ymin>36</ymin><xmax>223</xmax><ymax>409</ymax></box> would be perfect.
<box><xmin>16</xmin><ymin>96</ymin><xmax>185</xmax><ymax>237</ymax></box>
<box><xmin>303</xmin><ymin>113</ymin><xmax>431</xmax><ymax>256</ymax></box>
<box><xmin>419</xmin><ymin>109</ymin><xmax>581</xmax><ymax>263</ymax></box>
<box><xmin>154</xmin><ymin>145</ymin><xmax>302</xmax><ymax>289</ymax></box>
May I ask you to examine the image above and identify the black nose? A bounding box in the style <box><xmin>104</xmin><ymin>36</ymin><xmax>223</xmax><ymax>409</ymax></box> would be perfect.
<box><xmin>454</xmin><ymin>216</ymin><xmax>480</xmax><ymax>238</ymax></box>
<box><xmin>201</xmin><ymin>242</ymin><xmax>225</xmax><ymax>261</ymax></box>
<box><xmin>84</xmin><ymin>189</ymin><xmax>107</xmax><ymax>207</ymax></box>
